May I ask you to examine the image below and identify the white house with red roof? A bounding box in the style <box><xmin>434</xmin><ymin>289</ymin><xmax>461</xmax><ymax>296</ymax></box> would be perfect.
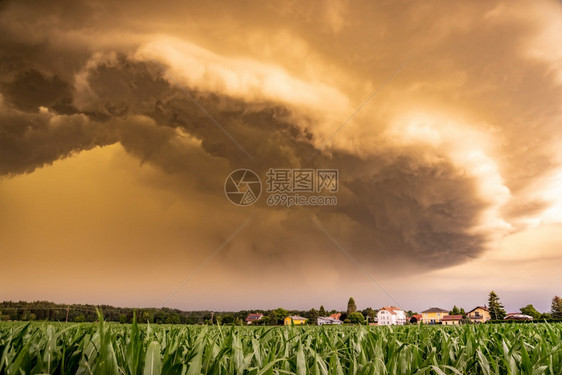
<box><xmin>376</xmin><ymin>306</ymin><xmax>407</xmax><ymax>325</ymax></box>
<box><xmin>245</xmin><ymin>313</ymin><xmax>264</xmax><ymax>324</ymax></box>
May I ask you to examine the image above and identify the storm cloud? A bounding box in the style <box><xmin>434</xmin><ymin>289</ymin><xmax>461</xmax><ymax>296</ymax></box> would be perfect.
<box><xmin>0</xmin><ymin>0</ymin><xmax>561</xmax><ymax>309</ymax></box>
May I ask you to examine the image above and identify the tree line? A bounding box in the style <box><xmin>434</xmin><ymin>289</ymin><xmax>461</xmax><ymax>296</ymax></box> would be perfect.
<box><xmin>447</xmin><ymin>292</ymin><xmax>562</xmax><ymax>321</ymax></box>
<box><xmin>0</xmin><ymin>301</ymin><xmax>352</xmax><ymax>325</ymax></box>
<box><xmin>1</xmin><ymin>294</ymin><xmax>560</xmax><ymax>325</ymax></box>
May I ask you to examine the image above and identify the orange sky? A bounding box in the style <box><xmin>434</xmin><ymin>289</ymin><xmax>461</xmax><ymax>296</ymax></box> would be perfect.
<box><xmin>0</xmin><ymin>0</ymin><xmax>561</xmax><ymax>313</ymax></box>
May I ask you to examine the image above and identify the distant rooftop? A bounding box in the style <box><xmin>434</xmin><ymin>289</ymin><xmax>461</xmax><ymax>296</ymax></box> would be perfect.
<box><xmin>421</xmin><ymin>307</ymin><xmax>449</xmax><ymax>313</ymax></box>
<box><xmin>287</xmin><ymin>316</ymin><xmax>307</xmax><ymax>320</ymax></box>
<box><xmin>443</xmin><ymin>315</ymin><xmax>463</xmax><ymax>320</ymax></box>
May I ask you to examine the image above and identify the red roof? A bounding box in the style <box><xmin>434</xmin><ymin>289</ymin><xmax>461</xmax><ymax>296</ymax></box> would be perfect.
<box><xmin>468</xmin><ymin>306</ymin><xmax>489</xmax><ymax>314</ymax></box>
<box><xmin>443</xmin><ymin>315</ymin><xmax>463</xmax><ymax>321</ymax></box>
<box><xmin>381</xmin><ymin>306</ymin><xmax>403</xmax><ymax>315</ymax></box>
<box><xmin>329</xmin><ymin>313</ymin><xmax>341</xmax><ymax>319</ymax></box>
<box><xmin>245</xmin><ymin>313</ymin><xmax>263</xmax><ymax>322</ymax></box>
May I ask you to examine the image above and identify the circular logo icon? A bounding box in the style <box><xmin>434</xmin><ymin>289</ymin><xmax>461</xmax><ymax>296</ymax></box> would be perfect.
<box><xmin>224</xmin><ymin>169</ymin><xmax>261</xmax><ymax>206</ymax></box>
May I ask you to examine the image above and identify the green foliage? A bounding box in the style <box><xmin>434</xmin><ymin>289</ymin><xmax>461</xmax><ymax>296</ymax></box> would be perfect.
<box><xmin>449</xmin><ymin>306</ymin><xmax>467</xmax><ymax>318</ymax></box>
<box><xmin>520</xmin><ymin>304</ymin><xmax>542</xmax><ymax>319</ymax></box>
<box><xmin>488</xmin><ymin>291</ymin><xmax>507</xmax><ymax>320</ymax></box>
<box><xmin>361</xmin><ymin>308</ymin><xmax>375</xmax><ymax>323</ymax></box>
<box><xmin>251</xmin><ymin>316</ymin><xmax>269</xmax><ymax>326</ymax></box>
<box><xmin>0</xmin><ymin>301</ymin><xmax>211</xmax><ymax>325</ymax></box>
<box><xmin>346</xmin><ymin>297</ymin><xmax>356</xmax><ymax>315</ymax></box>
<box><xmin>305</xmin><ymin>309</ymin><xmax>318</xmax><ymax>325</ymax></box>
<box><xmin>271</xmin><ymin>308</ymin><xmax>288</xmax><ymax>325</ymax></box>
<box><xmin>551</xmin><ymin>296</ymin><xmax>562</xmax><ymax>319</ymax></box>
<box><xmin>1</xmin><ymin>319</ymin><xmax>562</xmax><ymax>374</ymax></box>
<box><xmin>219</xmin><ymin>315</ymin><xmax>235</xmax><ymax>324</ymax></box>
<box><xmin>318</xmin><ymin>305</ymin><xmax>327</xmax><ymax>317</ymax></box>
<box><xmin>347</xmin><ymin>312</ymin><xmax>365</xmax><ymax>324</ymax></box>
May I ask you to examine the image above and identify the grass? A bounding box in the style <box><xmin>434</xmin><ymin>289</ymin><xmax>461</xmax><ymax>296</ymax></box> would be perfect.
<box><xmin>1</xmin><ymin>315</ymin><xmax>561</xmax><ymax>374</ymax></box>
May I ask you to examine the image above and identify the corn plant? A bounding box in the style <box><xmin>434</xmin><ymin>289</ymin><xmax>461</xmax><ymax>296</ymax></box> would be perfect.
<box><xmin>1</xmin><ymin>315</ymin><xmax>561</xmax><ymax>374</ymax></box>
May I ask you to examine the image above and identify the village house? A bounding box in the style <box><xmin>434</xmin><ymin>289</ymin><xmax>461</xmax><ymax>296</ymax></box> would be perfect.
<box><xmin>244</xmin><ymin>313</ymin><xmax>263</xmax><ymax>324</ymax></box>
<box><xmin>467</xmin><ymin>306</ymin><xmax>491</xmax><ymax>323</ymax></box>
<box><xmin>421</xmin><ymin>307</ymin><xmax>449</xmax><ymax>324</ymax></box>
<box><xmin>284</xmin><ymin>316</ymin><xmax>307</xmax><ymax>325</ymax></box>
<box><xmin>376</xmin><ymin>306</ymin><xmax>407</xmax><ymax>325</ymax></box>
<box><xmin>317</xmin><ymin>316</ymin><xmax>343</xmax><ymax>325</ymax></box>
<box><xmin>504</xmin><ymin>313</ymin><xmax>533</xmax><ymax>321</ymax></box>
<box><xmin>409</xmin><ymin>314</ymin><xmax>423</xmax><ymax>324</ymax></box>
<box><xmin>442</xmin><ymin>315</ymin><xmax>463</xmax><ymax>325</ymax></box>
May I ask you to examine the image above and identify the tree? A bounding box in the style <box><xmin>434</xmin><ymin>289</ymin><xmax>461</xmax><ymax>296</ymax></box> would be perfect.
<box><xmin>450</xmin><ymin>306</ymin><xmax>460</xmax><ymax>315</ymax></box>
<box><xmin>488</xmin><ymin>291</ymin><xmax>506</xmax><ymax>320</ymax></box>
<box><xmin>361</xmin><ymin>308</ymin><xmax>375</xmax><ymax>322</ymax></box>
<box><xmin>253</xmin><ymin>316</ymin><xmax>270</xmax><ymax>325</ymax></box>
<box><xmin>307</xmin><ymin>308</ymin><xmax>319</xmax><ymax>324</ymax></box>
<box><xmin>319</xmin><ymin>305</ymin><xmax>327</xmax><ymax>317</ymax></box>
<box><xmin>267</xmin><ymin>311</ymin><xmax>278</xmax><ymax>325</ymax></box>
<box><xmin>220</xmin><ymin>315</ymin><xmax>235</xmax><ymax>324</ymax></box>
<box><xmin>142</xmin><ymin>311</ymin><xmax>154</xmax><ymax>323</ymax></box>
<box><xmin>165</xmin><ymin>315</ymin><xmax>180</xmax><ymax>324</ymax></box>
<box><xmin>520</xmin><ymin>304</ymin><xmax>541</xmax><ymax>320</ymax></box>
<box><xmin>348</xmin><ymin>312</ymin><xmax>365</xmax><ymax>324</ymax></box>
<box><xmin>272</xmin><ymin>308</ymin><xmax>288</xmax><ymax>325</ymax></box>
<box><xmin>347</xmin><ymin>297</ymin><xmax>357</xmax><ymax>315</ymax></box>
<box><xmin>551</xmin><ymin>296</ymin><xmax>562</xmax><ymax>319</ymax></box>
<box><xmin>459</xmin><ymin>308</ymin><xmax>466</xmax><ymax>317</ymax></box>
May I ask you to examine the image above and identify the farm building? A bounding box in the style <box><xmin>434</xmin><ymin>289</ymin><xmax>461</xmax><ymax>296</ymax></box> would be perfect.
<box><xmin>317</xmin><ymin>316</ymin><xmax>343</xmax><ymax>325</ymax></box>
<box><xmin>442</xmin><ymin>315</ymin><xmax>464</xmax><ymax>325</ymax></box>
<box><xmin>284</xmin><ymin>316</ymin><xmax>307</xmax><ymax>325</ymax></box>
<box><xmin>504</xmin><ymin>313</ymin><xmax>533</xmax><ymax>321</ymax></box>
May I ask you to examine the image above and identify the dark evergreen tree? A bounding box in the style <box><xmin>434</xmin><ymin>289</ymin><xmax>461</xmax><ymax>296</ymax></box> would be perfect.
<box><xmin>551</xmin><ymin>296</ymin><xmax>562</xmax><ymax>319</ymax></box>
<box><xmin>488</xmin><ymin>291</ymin><xmax>506</xmax><ymax>320</ymax></box>
<box><xmin>347</xmin><ymin>297</ymin><xmax>357</xmax><ymax>314</ymax></box>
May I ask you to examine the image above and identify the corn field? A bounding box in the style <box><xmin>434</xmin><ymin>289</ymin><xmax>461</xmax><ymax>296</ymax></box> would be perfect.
<box><xmin>1</xmin><ymin>317</ymin><xmax>561</xmax><ymax>374</ymax></box>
